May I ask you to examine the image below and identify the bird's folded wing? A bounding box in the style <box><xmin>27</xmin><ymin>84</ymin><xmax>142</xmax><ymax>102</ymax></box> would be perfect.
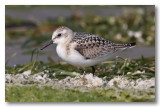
<box><xmin>73</xmin><ymin>34</ymin><xmax>116</xmax><ymax>59</ymax></box>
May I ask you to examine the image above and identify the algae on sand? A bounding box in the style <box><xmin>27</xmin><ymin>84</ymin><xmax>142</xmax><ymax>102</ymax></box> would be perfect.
<box><xmin>5</xmin><ymin>84</ymin><xmax>155</xmax><ymax>102</ymax></box>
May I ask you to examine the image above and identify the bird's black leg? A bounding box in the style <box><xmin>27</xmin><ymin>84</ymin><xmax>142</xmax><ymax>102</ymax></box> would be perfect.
<box><xmin>91</xmin><ymin>66</ymin><xmax>95</xmax><ymax>76</ymax></box>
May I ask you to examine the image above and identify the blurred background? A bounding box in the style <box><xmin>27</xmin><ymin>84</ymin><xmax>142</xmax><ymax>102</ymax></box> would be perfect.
<box><xmin>5</xmin><ymin>5</ymin><xmax>155</xmax><ymax>66</ymax></box>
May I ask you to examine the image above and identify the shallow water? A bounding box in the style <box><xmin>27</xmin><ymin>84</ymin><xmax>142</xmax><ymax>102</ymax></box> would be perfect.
<box><xmin>5</xmin><ymin>40</ymin><xmax>155</xmax><ymax>67</ymax></box>
<box><xmin>5</xmin><ymin>6</ymin><xmax>125</xmax><ymax>22</ymax></box>
<box><xmin>6</xmin><ymin>6</ymin><xmax>154</xmax><ymax>22</ymax></box>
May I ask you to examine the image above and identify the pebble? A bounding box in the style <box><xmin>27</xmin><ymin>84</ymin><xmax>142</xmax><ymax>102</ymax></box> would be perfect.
<box><xmin>5</xmin><ymin>71</ymin><xmax>155</xmax><ymax>90</ymax></box>
<box><xmin>22</xmin><ymin>70</ymin><xmax>31</xmax><ymax>76</ymax></box>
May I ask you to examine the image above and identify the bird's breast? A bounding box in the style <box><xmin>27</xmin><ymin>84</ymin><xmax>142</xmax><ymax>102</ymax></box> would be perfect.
<box><xmin>56</xmin><ymin>45</ymin><xmax>67</xmax><ymax>60</ymax></box>
<box><xmin>56</xmin><ymin>44</ymin><xmax>88</xmax><ymax>67</ymax></box>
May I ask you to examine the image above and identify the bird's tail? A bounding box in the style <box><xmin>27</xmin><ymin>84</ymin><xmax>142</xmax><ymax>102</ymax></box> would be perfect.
<box><xmin>113</xmin><ymin>42</ymin><xmax>136</xmax><ymax>49</ymax></box>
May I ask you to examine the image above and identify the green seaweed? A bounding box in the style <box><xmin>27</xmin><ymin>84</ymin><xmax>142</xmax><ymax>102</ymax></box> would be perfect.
<box><xmin>5</xmin><ymin>57</ymin><xmax>155</xmax><ymax>80</ymax></box>
<box><xmin>5</xmin><ymin>85</ymin><xmax>155</xmax><ymax>102</ymax></box>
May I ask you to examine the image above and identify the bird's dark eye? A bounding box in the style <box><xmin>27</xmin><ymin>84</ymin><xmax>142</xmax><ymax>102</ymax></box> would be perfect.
<box><xmin>57</xmin><ymin>33</ymin><xmax>61</xmax><ymax>37</ymax></box>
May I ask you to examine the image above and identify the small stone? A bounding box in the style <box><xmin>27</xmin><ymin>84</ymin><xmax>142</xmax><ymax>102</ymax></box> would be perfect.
<box><xmin>5</xmin><ymin>74</ymin><xmax>12</xmax><ymax>83</ymax></box>
<box><xmin>33</xmin><ymin>75</ymin><xmax>45</xmax><ymax>83</ymax></box>
<box><xmin>22</xmin><ymin>70</ymin><xmax>31</xmax><ymax>76</ymax></box>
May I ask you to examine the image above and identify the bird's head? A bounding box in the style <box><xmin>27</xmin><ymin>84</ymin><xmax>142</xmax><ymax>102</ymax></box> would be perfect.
<box><xmin>40</xmin><ymin>26</ymin><xmax>73</xmax><ymax>50</ymax></box>
<box><xmin>52</xmin><ymin>26</ymin><xmax>74</xmax><ymax>45</ymax></box>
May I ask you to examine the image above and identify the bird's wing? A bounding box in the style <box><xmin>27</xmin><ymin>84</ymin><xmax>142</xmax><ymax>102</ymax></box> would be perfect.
<box><xmin>72</xmin><ymin>32</ymin><xmax>117</xmax><ymax>59</ymax></box>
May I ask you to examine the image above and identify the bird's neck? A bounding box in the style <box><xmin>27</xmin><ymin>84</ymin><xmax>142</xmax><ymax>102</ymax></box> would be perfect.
<box><xmin>57</xmin><ymin>38</ymin><xmax>72</xmax><ymax>57</ymax></box>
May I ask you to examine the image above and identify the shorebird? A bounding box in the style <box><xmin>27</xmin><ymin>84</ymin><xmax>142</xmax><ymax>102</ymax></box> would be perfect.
<box><xmin>41</xmin><ymin>26</ymin><xmax>136</xmax><ymax>75</ymax></box>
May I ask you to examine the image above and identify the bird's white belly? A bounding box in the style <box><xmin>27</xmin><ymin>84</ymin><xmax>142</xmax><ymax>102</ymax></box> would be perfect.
<box><xmin>56</xmin><ymin>45</ymin><xmax>87</xmax><ymax>67</ymax></box>
<box><xmin>56</xmin><ymin>45</ymin><xmax>112</xmax><ymax>67</ymax></box>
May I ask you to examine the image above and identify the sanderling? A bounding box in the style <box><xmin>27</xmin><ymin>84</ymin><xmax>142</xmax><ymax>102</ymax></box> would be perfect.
<box><xmin>41</xmin><ymin>26</ymin><xmax>136</xmax><ymax>75</ymax></box>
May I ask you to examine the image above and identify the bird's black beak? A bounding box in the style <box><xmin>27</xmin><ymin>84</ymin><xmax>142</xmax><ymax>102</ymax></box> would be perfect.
<box><xmin>40</xmin><ymin>40</ymin><xmax>53</xmax><ymax>50</ymax></box>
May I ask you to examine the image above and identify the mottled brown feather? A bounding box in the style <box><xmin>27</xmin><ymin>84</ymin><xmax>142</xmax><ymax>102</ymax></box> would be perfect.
<box><xmin>72</xmin><ymin>32</ymin><xmax>116</xmax><ymax>59</ymax></box>
<box><xmin>72</xmin><ymin>32</ymin><xmax>135</xmax><ymax>59</ymax></box>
